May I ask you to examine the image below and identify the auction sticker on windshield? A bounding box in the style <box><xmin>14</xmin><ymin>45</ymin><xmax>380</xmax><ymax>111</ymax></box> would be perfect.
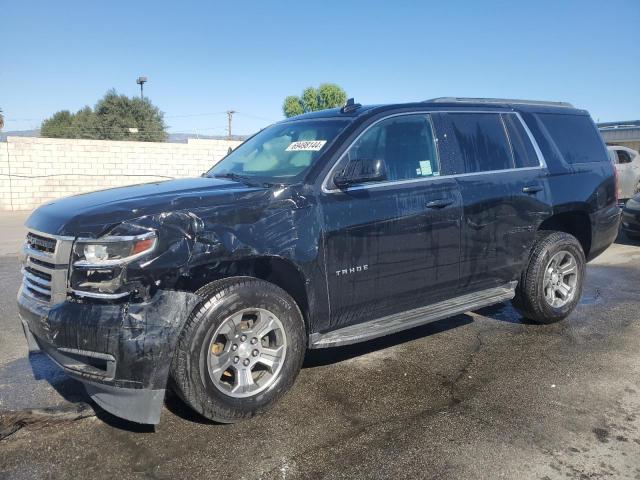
<box><xmin>285</xmin><ymin>140</ymin><xmax>327</xmax><ymax>151</ymax></box>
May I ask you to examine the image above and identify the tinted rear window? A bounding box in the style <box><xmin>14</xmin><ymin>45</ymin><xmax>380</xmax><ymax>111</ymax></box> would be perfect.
<box><xmin>444</xmin><ymin>113</ymin><xmax>513</xmax><ymax>173</ymax></box>
<box><xmin>538</xmin><ymin>113</ymin><xmax>607</xmax><ymax>164</ymax></box>
<box><xmin>502</xmin><ymin>114</ymin><xmax>539</xmax><ymax>168</ymax></box>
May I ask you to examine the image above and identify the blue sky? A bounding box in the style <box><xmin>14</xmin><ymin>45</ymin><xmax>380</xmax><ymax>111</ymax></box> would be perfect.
<box><xmin>2</xmin><ymin>0</ymin><xmax>639</xmax><ymax>135</ymax></box>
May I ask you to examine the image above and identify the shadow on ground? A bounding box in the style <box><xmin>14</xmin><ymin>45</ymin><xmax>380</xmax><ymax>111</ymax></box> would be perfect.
<box><xmin>4</xmin><ymin>299</ymin><xmax>535</xmax><ymax>432</ymax></box>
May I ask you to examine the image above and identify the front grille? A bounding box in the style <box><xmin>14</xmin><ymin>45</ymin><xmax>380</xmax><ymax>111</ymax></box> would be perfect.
<box><xmin>26</xmin><ymin>232</ymin><xmax>57</xmax><ymax>254</ymax></box>
<box><xmin>29</xmin><ymin>257</ymin><xmax>57</xmax><ymax>270</ymax></box>
<box><xmin>24</xmin><ymin>283</ymin><xmax>51</xmax><ymax>302</ymax></box>
<box><xmin>21</xmin><ymin>230</ymin><xmax>73</xmax><ymax>305</ymax></box>
<box><xmin>24</xmin><ymin>266</ymin><xmax>52</xmax><ymax>282</ymax></box>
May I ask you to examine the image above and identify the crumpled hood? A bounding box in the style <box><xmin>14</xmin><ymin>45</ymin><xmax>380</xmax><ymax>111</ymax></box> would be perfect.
<box><xmin>26</xmin><ymin>177</ymin><xmax>268</xmax><ymax>237</ymax></box>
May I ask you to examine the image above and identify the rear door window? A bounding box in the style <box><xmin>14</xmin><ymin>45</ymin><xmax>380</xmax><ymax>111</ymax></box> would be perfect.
<box><xmin>502</xmin><ymin>114</ymin><xmax>540</xmax><ymax>168</ymax></box>
<box><xmin>538</xmin><ymin>113</ymin><xmax>607</xmax><ymax>164</ymax></box>
<box><xmin>443</xmin><ymin>113</ymin><xmax>513</xmax><ymax>173</ymax></box>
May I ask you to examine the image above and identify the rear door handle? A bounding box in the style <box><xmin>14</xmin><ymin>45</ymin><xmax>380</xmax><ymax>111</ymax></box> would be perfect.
<box><xmin>426</xmin><ymin>198</ymin><xmax>454</xmax><ymax>209</ymax></box>
<box><xmin>522</xmin><ymin>185</ymin><xmax>543</xmax><ymax>194</ymax></box>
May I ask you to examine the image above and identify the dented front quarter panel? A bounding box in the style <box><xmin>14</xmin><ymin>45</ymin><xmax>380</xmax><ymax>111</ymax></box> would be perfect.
<box><xmin>117</xmin><ymin>183</ymin><xmax>327</xmax><ymax>331</ymax></box>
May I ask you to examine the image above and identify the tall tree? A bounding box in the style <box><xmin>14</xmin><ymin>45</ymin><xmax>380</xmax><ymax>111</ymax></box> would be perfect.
<box><xmin>93</xmin><ymin>90</ymin><xmax>167</xmax><ymax>141</ymax></box>
<box><xmin>41</xmin><ymin>90</ymin><xmax>167</xmax><ymax>142</ymax></box>
<box><xmin>0</xmin><ymin>108</ymin><xmax>4</xmax><ymax>131</ymax></box>
<box><xmin>282</xmin><ymin>83</ymin><xmax>348</xmax><ymax>118</ymax></box>
<box><xmin>282</xmin><ymin>96</ymin><xmax>304</xmax><ymax>118</ymax></box>
<box><xmin>41</xmin><ymin>110</ymin><xmax>74</xmax><ymax>138</ymax></box>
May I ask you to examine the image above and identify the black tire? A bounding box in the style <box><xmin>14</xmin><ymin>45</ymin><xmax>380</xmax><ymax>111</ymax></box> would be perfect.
<box><xmin>170</xmin><ymin>276</ymin><xmax>306</xmax><ymax>423</ymax></box>
<box><xmin>512</xmin><ymin>231</ymin><xmax>586</xmax><ymax>324</ymax></box>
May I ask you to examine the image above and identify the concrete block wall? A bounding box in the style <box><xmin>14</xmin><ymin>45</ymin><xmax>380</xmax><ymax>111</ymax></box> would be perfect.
<box><xmin>0</xmin><ymin>141</ymin><xmax>9</xmax><ymax>210</ymax></box>
<box><xmin>0</xmin><ymin>136</ymin><xmax>242</xmax><ymax>211</ymax></box>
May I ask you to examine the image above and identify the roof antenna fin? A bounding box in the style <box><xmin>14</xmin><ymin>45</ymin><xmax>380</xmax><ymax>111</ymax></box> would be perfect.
<box><xmin>341</xmin><ymin>98</ymin><xmax>361</xmax><ymax>113</ymax></box>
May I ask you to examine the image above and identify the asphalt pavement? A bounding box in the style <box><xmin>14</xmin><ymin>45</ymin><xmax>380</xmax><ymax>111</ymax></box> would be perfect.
<box><xmin>0</xmin><ymin>213</ymin><xmax>639</xmax><ymax>479</ymax></box>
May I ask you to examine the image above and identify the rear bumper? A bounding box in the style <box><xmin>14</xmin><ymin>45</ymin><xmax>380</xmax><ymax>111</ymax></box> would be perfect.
<box><xmin>18</xmin><ymin>288</ymin><xmax>200</xmax><ymax>424</ymax></box>
<box><xmin>621</xmin><ymin>207</ymin><xmax>640</xmax><ymax>236</ymax></box>
<box><xmin>587</xmin><ymin>205</ymin><xmax>621</xmax><ymax>261</ymax></box>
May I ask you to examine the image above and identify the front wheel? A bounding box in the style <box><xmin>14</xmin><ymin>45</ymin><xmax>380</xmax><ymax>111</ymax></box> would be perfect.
<box><xmin>170</xmin><ymin>277</ymin><xmax>306</xmax><ymax>423</ymax></box>
<box><xmin>512</xmin><ymin>231</ymin><xmax>586</xmax><ymax>324</ymax></box>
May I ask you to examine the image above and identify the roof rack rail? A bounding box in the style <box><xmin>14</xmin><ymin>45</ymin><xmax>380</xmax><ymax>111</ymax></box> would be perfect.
<box><xmin>425</xmin><ymin>97</ymin><xmax>574</xmax><ymax>108</ymax></box>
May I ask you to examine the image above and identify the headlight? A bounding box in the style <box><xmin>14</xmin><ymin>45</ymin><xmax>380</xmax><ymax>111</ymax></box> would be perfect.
<box><xmin>70</xmin><ymin>230</ymin><xmax>157</xmax><ymax>298</ymax></box>
<box><xmin>73</xmin><ymin>232</ymin><xmax>157</xmax><ymax>267</ymax></box>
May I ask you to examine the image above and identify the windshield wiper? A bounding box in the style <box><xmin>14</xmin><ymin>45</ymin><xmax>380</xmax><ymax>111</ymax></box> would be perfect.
<box><xmin>213</xmin><ymin>172</ymin><xmax>258</xmax><ymax>185</ymax></box>
<box><xmin>212</xmin><ymin>172</ymin><xmax>276</xmax><ymax>188</ymax></box>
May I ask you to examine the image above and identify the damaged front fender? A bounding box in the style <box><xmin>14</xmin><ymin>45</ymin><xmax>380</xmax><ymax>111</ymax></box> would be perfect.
<box><xmin>20</xmin><ymin>183</ymin><xmax>326</xmax><ymax>424</ymax></box>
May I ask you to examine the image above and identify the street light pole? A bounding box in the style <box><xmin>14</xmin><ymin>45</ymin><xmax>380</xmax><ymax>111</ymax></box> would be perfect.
<box><xmin>136</xmin><ymin>76</ymin><xmax>148</xmax><ymax>100</ymax></box>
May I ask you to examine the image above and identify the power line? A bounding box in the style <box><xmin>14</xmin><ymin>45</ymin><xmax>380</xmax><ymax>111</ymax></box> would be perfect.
<box><xmin>6</xmin><ymin>110</ymin><xmax>279</xmax><ymax>123</ymax></box>
<box><xmin>234</xmin><ymin>111</ymin><xmax>278</xmax><ymax>123</ymax></box>
<box><xmin>4</xmin><ymin>117</ymin><xmax>43</xmax><ymax>122</ymax></box>
<box><xmin>10</xmin><ymin>126</ymin><xmax>231</xmax><ymax>137</ymax></box>
<box><xmin>164</xmin><ymin>111</ymin><xmax>228</xmax><ymax>119</ymax></box>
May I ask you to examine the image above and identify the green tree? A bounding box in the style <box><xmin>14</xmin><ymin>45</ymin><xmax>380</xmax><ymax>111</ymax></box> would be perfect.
<box><xmin>40</xmin><ymin>90</ymin><xmax>167</xmax><ymax>142</ymax></box>
<box><xmin>282</xmin><ymin>96</ymin><xmax>304</xmax><ymax>117</ymax></box>
<box><xmin>93</xmin><ymin>90</ymin><xmax>167</xmax><ymax>142</ymax></box>
<box><xmin>282</xmin><ymin>83</ymin><xmax>348</xmax><ymax>118</ymax></box>
<box><xmin>0</xmin><ymin>108</ymin><xmax>4</xmax><ymax>130</ymax></box>
<box><xmin>41</xmin><ymin>110</ymin><xmax>75</xmax><ymax>138</ymax></box>
<box><xmin>72</xmin><ymin>106</ymin><xmax>98</xmax><ymax>139</ymax></box>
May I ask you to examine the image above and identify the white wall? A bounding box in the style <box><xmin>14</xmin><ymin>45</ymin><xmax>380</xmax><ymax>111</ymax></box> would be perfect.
<box><xmin>0</xmin><ymin>136</ymin><xmax>241</xmax><ymax>211</ymax></box>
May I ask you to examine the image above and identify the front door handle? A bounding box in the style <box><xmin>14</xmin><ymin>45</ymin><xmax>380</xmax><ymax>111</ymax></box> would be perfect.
<box><xmin>426</xmin><ymin>198</ymin><xmax>454</xmax><ymax>209</ymax></box>
<box><xmin>522</xmin><ymin>185</ymin><xmax>543</xmax><ymax>194</ymax></box>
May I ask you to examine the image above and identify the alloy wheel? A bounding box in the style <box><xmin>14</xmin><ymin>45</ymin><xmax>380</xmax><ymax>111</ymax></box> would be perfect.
<box><xmin>542</xmin><ymin>250</ymin><xmax>579</xmax><ymax>308</ymax></box>
<box><xmin>207</xmin><ymin>308</ymin><xmax>287</xmax><ymax>398</ymax></box>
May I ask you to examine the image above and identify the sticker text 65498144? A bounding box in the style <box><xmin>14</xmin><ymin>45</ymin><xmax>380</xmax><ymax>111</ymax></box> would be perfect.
<box><xmin>285</xmin><ymin>140</ymin><xmax>327</xmax><ymax>152</ymax></box>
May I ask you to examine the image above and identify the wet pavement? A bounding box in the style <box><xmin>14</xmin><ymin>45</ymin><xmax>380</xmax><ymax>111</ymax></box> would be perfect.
<box><xmin>0</xmin><ymin>235</ymin><xmax>639</xmax><ymax>479</ymax></box>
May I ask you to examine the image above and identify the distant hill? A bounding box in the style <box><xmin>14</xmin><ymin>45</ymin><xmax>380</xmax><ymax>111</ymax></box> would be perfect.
<box><xmin>0</xmin><ymin>130</ymin><xmax>248</xmax><ymax>143</ymax></box>
<box><xmin>0</xmin><ymin>129</ymin><xmax>40</xmax><ymax>141</ymax></box>
<box><xmin>167</xmin><ymin>132</ymin><xmax>249</xmax><ymax>143</ymax></box>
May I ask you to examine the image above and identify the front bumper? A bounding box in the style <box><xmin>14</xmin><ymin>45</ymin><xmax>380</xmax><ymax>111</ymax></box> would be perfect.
<box><xmin>18</xmin><ymin>288</ymin><xmax>200</xmax><ymax>424</ymax></box>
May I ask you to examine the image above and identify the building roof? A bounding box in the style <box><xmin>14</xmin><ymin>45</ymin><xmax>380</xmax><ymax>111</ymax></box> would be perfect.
<box><xmin>598</xmin><ymin>120</ymin><xmax>640</xmax><ymax>143</ymax></box>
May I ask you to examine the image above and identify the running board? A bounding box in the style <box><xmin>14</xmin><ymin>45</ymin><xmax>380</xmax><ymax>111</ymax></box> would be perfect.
<box><xmin>309</xmin><ymin>282</ymin><xmax>517</xmax><ymax>349</ymax></box>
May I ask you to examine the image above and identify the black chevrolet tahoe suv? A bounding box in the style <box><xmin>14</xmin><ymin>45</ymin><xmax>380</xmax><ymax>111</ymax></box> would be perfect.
<box><xmin>18</xmin><ymin>97</ymin><xmax>620</xmax><ymax>425</ymax></box>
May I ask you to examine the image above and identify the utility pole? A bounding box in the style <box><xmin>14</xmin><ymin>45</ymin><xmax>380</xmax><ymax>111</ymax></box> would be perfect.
<box><xmin>136</xmin><ymin>76</ymin><xmax>147</xmax><ymax>99</ymax></box>
<box><xmin>226</xmin><ymin>110</ymin><xmax>236</xmax><ymax>140</ymax></box>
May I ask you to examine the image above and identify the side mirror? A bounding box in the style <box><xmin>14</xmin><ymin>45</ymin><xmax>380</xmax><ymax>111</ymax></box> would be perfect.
<box><xmin>333</xmin><ymin>158</ymin><xmax>387</xmax><ymax>189</ymax></box>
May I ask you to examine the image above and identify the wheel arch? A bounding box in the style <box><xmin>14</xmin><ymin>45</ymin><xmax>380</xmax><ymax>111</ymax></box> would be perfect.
<box><xmin>537</xmin><ymin>209</ymin><xmax>592</xmax><ymax>257</ymax></box>
<box><xmin>182</xmin><ymin>256</ymin><xmax>311</xmax><ymax>334</ymax></box>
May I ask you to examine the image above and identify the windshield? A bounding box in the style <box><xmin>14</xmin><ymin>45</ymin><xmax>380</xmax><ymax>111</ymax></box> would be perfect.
<box><xmin>207</xmin><ymin>119</ymin><xmax>349</xmax><ymax>182</ymax></box>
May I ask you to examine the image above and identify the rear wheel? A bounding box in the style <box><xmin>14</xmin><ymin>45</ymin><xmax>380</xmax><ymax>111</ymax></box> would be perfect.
<box><xmin>513</xmin><ymin>231</ymin><xmax>585</xmax><ymax>324</ymax></box>
<box><xmin>170</xmin><ymin>277</ymin><xmax>306</xmax><ymax>423</ymax></box>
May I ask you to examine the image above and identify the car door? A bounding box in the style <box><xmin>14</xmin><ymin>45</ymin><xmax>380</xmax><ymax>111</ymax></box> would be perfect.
<box><xmin>431</xmin><ymin>111</ymin><xmax>551</xmax><ymax>292</ymax></box>
<box><xmin>320</xmin><ymin>113</ymin><xmax>462</xmax><ymax>329</ymax></box>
